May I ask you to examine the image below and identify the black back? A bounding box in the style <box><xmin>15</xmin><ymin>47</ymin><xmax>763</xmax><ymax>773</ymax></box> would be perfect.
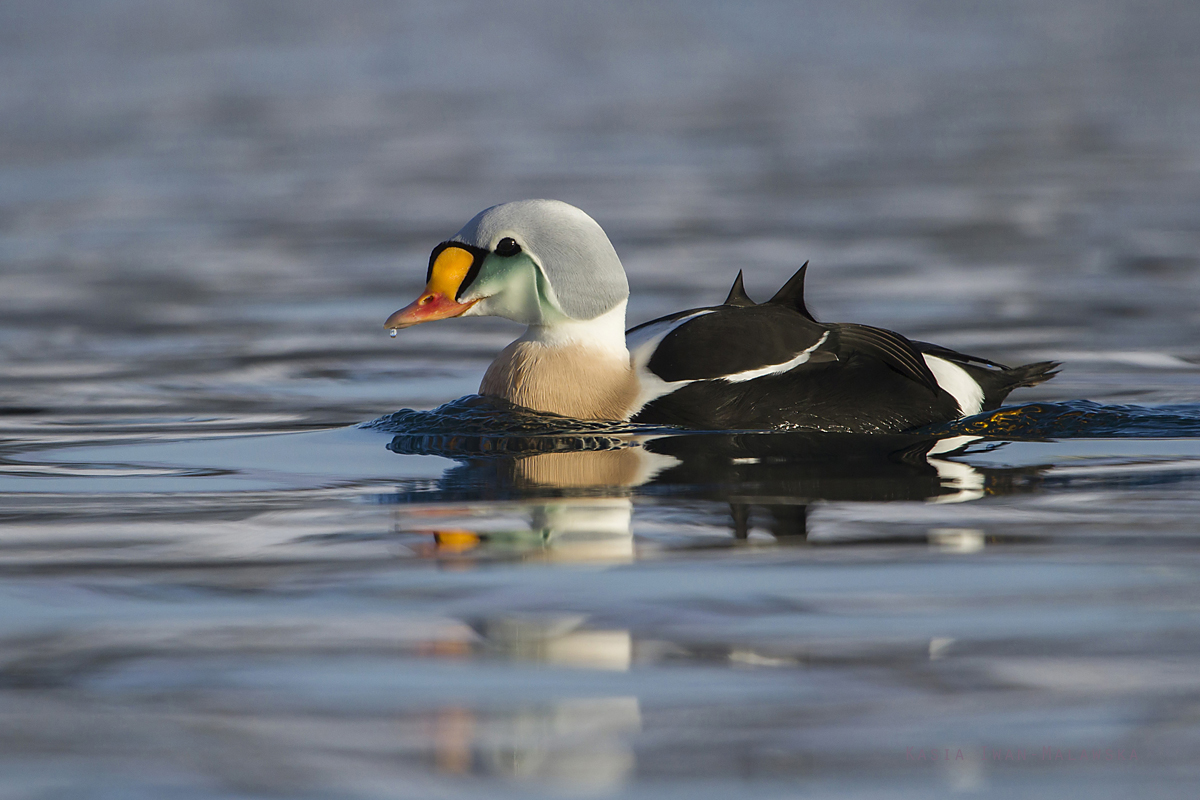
<box><xmin>627</xmin><ymin>263</ymin><xmax>1058</xmax><ymax>432</ymax></box>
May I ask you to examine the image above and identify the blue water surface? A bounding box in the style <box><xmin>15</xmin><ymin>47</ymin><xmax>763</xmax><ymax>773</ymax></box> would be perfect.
<box><xmin>3</xmin><ymin>1</ymin><xmax>1200</xmax><ymax>798</ymax></box>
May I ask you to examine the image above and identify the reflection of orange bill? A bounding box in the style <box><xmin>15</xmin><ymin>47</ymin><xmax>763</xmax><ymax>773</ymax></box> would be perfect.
<box><xmin>434</xmin><ymin>530</ymin><xmax>481</xmax><ymax>553</ymax></box>
<box><xmin>386</xmin><ymin>244</ymin><xmax>480</xmax><ymax>329</ymax></box>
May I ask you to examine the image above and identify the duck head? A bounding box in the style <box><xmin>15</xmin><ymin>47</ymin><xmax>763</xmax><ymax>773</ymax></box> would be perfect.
<box><xmin>385</xmin><ymin>200</ymin><xmax>629</xmax><ymax>330</ymax></box>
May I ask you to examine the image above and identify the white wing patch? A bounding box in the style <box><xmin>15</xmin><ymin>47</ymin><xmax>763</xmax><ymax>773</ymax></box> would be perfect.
<box><xmin>625</xmin><ymin>311</ymin><xmax>714</xmax><ymax>415</ymax></box>
<box><xmin>923</xmin><ymin>355</ymin><xmax>984</xmax><ymax>416</ymax></box>
<box><xmin>625</xmin><ymin>310</ymin><xmax>714</xmax><ymax>356</ymax></box>
<box><xmin>719</xmin><ymin>332</ymin><xmax>830</xmax><ymax>383</ymax></box>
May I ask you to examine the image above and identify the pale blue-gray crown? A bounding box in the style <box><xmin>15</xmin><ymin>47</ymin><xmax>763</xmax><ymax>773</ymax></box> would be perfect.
<box><xmin>453</xmin><ymin>200</ymin><xmax>629</xmax><ymax>321</ymax></box>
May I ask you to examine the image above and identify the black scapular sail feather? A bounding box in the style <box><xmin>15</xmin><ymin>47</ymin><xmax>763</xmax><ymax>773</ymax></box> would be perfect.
<box><xmin>766</xmin><ymin>261</ymin><xmax>816</xmax><ymax>321</ymax></box>
<box><xmin>723</xmin><ymin>270</ymin><xmax>755</xmax><ymax>307</ymax></box>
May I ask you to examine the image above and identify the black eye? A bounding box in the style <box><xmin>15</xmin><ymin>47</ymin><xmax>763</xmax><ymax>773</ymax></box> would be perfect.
<box><xmin>495</xmin><ymin>237</ymin><xmax>521</xmax><ymax>257</ymax></box>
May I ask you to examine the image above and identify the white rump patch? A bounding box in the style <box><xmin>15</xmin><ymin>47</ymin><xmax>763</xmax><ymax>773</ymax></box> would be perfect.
<box><xmin>720</xmin><ymin>332</ymin><xmax>830</xmax><ymax>383</ymax></box>
<box><xmin>923</xmin><ymin>355</ymin><xmax>984</xmax><ymax>417</ymax></box>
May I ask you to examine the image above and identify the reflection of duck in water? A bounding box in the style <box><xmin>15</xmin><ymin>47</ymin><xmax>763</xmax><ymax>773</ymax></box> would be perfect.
<box><xmin>389</xmin><ymin>429</ymin><xmax>1007</xmax><ymax>503</ymax></box>
<box><xmin>385</xmin><ymin>200</ymin><xmax>1058</xmax><ymax>433</ymax></box>
<box><xmin>384</xmin><ymin>431</ymin><xmax>1044</xmax><ymax>551</ymax></box>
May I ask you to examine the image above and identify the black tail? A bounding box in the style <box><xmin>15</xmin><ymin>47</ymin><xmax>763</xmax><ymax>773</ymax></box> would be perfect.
<box><xmin>971</xmin><ymin>360</ymin><xmax>1060</xmax><ymax>410</ymax></box>
<box><xmin>1004</xmin><ymin>360</ymin><xmax>1060</xmax><ymax>390</ymax></box>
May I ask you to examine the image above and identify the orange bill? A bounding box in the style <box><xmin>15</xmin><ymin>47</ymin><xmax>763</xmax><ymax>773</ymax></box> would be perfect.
<box><xmin>385</xmin><ymin>244</ymin><xmax>481</xmax><ymax>329</ymax></box>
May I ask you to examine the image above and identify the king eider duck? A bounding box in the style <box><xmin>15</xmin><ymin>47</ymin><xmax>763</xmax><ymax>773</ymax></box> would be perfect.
<box><xmin>385</xmin><ymin>200</ymin><xmax>1058</xmax><ymax>433</ymax></box>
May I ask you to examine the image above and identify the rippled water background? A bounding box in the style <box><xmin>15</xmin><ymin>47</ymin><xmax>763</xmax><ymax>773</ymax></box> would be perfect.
<box><xmin>3</xmin><ymin>1</ymin><xmax>1200</xmax><ymax>797</ymax></box>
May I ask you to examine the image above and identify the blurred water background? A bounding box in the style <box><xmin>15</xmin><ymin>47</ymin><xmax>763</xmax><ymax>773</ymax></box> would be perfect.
<box><xmin>2</xmin><ymin>1</ymin><xmax>1200</xmax><ymax>797</ymax></box>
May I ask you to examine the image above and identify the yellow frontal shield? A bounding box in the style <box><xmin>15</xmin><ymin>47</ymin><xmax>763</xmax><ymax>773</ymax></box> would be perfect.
<box><xmin>385</xmin><ymin>244</ymin><xmax>481</xmax><ymax>330</ymax></box>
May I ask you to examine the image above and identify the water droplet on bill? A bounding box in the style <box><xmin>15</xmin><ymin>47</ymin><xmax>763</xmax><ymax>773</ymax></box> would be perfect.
<box><xmin>389</xmin><ymin>328</ymin><xmax>397</xmax><ymax>338</ymax></box>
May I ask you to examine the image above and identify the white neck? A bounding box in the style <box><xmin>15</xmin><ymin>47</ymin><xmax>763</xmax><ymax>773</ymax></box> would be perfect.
<box><xmin>516</xmin><ymin>300</ymin><xmax>630</xmax><ymax>359</ymax></box>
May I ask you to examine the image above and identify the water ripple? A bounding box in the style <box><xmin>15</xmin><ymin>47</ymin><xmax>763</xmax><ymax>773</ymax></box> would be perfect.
<box><xmin>366</xmin><ymin>397</ymin><xmax>1200</xmax><ymax>457</ymax></box>
<box><xmin>930</xmin><ymin>400</ymin><xmax>1200</xmax><ymax>438</ymax></box>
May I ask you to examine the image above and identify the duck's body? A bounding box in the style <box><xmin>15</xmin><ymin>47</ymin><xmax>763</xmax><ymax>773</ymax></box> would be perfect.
<box><xmin>386</xmin><ymin>200</ymin><xmax>1057</xmax><ymax>433</ymax></box>
<box><xmin>626</xmin><ymin>295</ymin><xmax>1056</xmax><ymax>432</ymax></box>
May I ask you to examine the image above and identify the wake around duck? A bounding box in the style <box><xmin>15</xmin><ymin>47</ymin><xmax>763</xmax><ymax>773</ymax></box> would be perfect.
<box><xmin>384</xmin><ymin>200</ymin><xmax>1058</xmax><ymax>434</ymax></box>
